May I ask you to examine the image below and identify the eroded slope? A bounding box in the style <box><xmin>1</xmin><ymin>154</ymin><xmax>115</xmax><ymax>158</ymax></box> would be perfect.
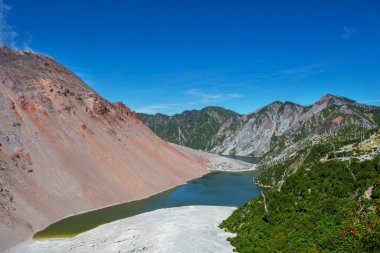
<box><xmin>0</xmin><ymin>47</ymin><xmax>206</xmax><ymax>250</ymax></box>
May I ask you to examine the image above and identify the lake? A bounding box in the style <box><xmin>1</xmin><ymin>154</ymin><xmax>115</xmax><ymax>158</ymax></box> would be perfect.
<box><xmin>34</xmin><ymin>169</ymin><xmax>261</xmax><ymax>238</ymax></box>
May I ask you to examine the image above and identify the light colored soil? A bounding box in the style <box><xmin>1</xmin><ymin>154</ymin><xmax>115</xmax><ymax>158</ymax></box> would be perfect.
<box><xmin>7</xmin><ymin>206</ymin><xmax>236</xmax><ymax>253</ymax></box>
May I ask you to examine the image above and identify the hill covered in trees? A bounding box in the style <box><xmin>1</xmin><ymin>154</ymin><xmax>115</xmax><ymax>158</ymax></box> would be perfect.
<box><xmin>221</xmin><ymin>131</ymin><xmax>380</xmax><ymax>252</ymax></box>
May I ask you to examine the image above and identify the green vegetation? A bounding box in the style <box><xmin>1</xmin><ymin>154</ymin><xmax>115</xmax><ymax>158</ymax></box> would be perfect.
<box><xmin>255</xmin><ymin>157</ymin><xmax>298</xmax><ymax>187</ymax></box>
<box><xmin>221</xmin><ymin>157</ymin><xmax>380</xmax><ymax>252</ymax></box>
<box><xmin>221</xmin><ymin>149</ymin><xmax>380</xmax><ymax>252</ymax></box>
<box><xmin>138</xmin><ymin>106</ymin><xmax>241</xmax><ymax>150</ymax></box>
<box><xmin>223</xmin><ymin>124</ymin><xmax>380</xmax><ymax>252</ymax></box>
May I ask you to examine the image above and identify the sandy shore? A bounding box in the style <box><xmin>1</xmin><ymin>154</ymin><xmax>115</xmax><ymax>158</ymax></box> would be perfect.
<box><xmin>172</xmin><ymin>143</ymin><xmax>256</xmax><ymax>171</ymax></box>
<box><xmin>7</xmin><ymin>206</ymin><xmax>236</xmax><ymax>253</ymax></box>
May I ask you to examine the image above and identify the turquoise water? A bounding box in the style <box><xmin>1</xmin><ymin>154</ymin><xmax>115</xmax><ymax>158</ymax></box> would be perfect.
<box><xmin>34</xmin><ymin>170</ymin><xmax>261</xmax><ymax>238</ymax></box>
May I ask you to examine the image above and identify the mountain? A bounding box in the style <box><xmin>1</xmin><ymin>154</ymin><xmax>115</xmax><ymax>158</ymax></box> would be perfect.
<box><xmin>138</xmin><ymin>106</ymin><xmax>243</xmax><ymax>150</ymax></box>
<box><xmin>218</xmin><ymin>108</ymin><xmax>380</xmax><ymax>252</ymax></box>
<box><xmin>0</xmin><ymin>47</ymin><xmax>207</xmax><ymax>250</ymax></box>
<box><xmin>139</xmin><ymin>95</ymin><xmax>380</xmax><ymax>163</ymax></box>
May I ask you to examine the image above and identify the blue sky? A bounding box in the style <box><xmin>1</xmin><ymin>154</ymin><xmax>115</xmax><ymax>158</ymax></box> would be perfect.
<box><xmin>1</xmin><ymin>0</ymin><xmax>380</xmax><ymax>115</ymax></box>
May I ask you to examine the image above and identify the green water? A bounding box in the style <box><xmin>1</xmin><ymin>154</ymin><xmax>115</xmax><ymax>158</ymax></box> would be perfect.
<box><xmin>34</xmin><ymin>170</ymin><xmax>261</xmax><ymax>238</ymax></box>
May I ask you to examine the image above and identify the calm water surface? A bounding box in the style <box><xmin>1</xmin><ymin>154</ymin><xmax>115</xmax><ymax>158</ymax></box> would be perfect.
<box><xmin>34</xmin><ymin>170</ymin><xmax>261</xmax><ymax>238</ymax></box>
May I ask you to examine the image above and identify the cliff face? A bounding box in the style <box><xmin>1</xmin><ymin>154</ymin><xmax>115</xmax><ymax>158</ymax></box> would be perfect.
<box><xmin>212</xmin><ymin>95</ymin><xmax>380</xmax><ymax>159</ymax></box>
<box><xmin>0</xmin><ymin>47</ymin><xmax>206</xmax><ymax>250</ymax></box>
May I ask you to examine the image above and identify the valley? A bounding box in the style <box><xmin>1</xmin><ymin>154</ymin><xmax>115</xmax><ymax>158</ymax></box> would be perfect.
<box><xmin>139</xmin><ymin>94</ymin><xmax>380</xmax><ymax>252</ymax></box>
<box><xmin>0</xmin><ymin>47</ymin><xmax>379</xmax><ymax>253</ymax></box>
<box><xmin>2</xmin><ymin>1</ymin><xmax>380</xmax><ymax>252</ymax></box>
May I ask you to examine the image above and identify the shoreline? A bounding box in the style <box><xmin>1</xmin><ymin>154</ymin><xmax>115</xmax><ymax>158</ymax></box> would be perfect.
<box><xmin>32</xmin><ymin>175</ymin><xmax>203</xmax><ymax>239</ymax></box>
<box><xmin>33</xmin><ymin>168</ymin><xmax>259</xmax><ymax>239</ymax></box>
<box><xmin>31</xmin><ymin>149</ymin><xmax>258</xmax><ymax>239</ymax></box>
<box><xmin>8</xmin><ymin>144</ymin><xmax>258</xmax><ymax>251</ymax></box>
<box><xmin>8</xmin><ymin>206</ymin><xmax>237</xmax><ymax>253</ymax></box>
<box><xmin>207</xmin><ymin>166</ymin><xmax>257</xmax><ymax>172</ymax></box>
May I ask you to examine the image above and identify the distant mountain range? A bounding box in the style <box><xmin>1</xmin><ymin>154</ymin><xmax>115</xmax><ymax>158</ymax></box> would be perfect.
<box><xmin>138</xmin><ymin>94</ymin><xmax>380</xmax><ymax>163</ymax></box>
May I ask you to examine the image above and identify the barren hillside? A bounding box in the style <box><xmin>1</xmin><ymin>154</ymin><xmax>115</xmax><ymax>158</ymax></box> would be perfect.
<box><xmin>0</xmin><ymin>47</ymin><xmax>207</xmax><ymax>250</ymax></box>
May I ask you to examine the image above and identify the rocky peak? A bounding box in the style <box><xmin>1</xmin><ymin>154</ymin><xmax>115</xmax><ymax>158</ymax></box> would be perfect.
<box><xmin>0</xmin><ymin>47</ymin><xmax>140</xmax><ymax>124</ymax></box>
<box><xmin>253</xmin><ymin>101</ymin><xmax>282</xmax><ymax>115</ymax></box>
<box><xmin>317</xmin><ymin>94</ymin><xmax>356</xmax><ymax>106</ymax></box>
<box><xmin>0</xmin><ymin>47</ymin><xmax>89</xmax><ymax>90</ymax></box>
<box><xmin>269</xmin><ymin>101</ymin><xmax>283</xmax><ymax>107</ymax></box>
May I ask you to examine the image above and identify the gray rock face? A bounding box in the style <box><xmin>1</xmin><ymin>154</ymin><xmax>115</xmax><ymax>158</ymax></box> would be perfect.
<box><xmin>212</xmin><ymin>95</ymin><xmax>379</xmax><ymax>157</ymax></box>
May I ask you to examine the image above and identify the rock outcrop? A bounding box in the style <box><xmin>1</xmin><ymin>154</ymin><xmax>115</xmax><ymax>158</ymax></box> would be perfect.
<box><xmin>0</xmin><ymin>46</ymin><xmax>207</xmax><ymax>251</ymax></box>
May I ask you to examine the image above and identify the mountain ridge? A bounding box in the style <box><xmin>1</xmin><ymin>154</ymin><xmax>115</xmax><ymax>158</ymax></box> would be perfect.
<box><xmin>139</xmin><ymin>94</ymin><xmax>380</xmax><ymax>162</ymax></box>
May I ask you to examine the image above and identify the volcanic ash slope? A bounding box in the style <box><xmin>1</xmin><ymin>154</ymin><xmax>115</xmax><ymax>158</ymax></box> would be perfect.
<box><xmin>0</xmin><ymin>47</ymin><xmax>207</xmax><ymax>250</ymax></box>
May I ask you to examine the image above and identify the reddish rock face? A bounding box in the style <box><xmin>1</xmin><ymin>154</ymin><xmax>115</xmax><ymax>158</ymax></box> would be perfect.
<box><xmin>332</xmin><ymin>115</ymin><xmax>344</xmax><ymax>125</ymax></box>
<box><xmin>0</xmin><ymin>46</ymin><xmax>207</xmax><ymax>250</ymax></box>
